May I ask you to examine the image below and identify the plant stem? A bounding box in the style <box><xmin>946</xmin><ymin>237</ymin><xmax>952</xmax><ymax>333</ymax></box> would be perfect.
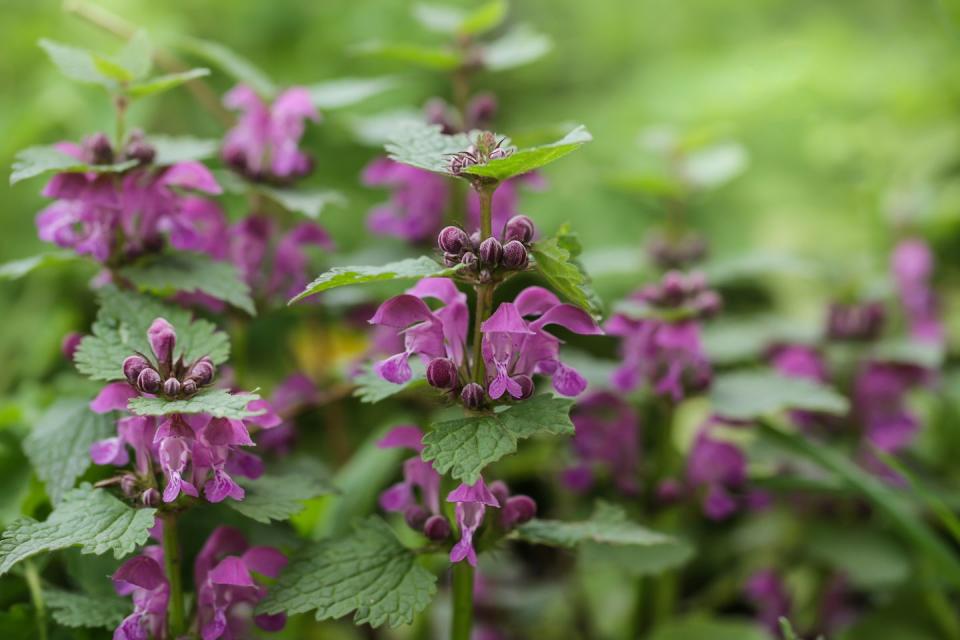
<box><xmin>471</xmin><ymin>284</ymin><xmax>493</xmax><ymax>385</ymax></box>
<box><xmin>24</xmin><ymin>560</ymin><xmax>47</xmax><ymax>640</ymax></box>
<box><xmin>477</xmin><ymin>183</ymin><xmax>494</xmax><ymax>239</ymax></box>
<box><xmin>450</xmin><ymin>561</ymin><xmax>475</xmax><ymax>640</ymax></box>
<box><xmin>162</xmin><ymin>513</ymin><xmax>186</xmax><ymax>638</ymax></box>
<box><xmin>114</xmin><ymin>95</ymin><xmax>128</xmax><ymax>150</ymax></box>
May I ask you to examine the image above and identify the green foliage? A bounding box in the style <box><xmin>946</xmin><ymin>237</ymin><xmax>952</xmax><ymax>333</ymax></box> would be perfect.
<box><xmin>307</xmin><ymin>76</ymin><xmax>397</xmax><ymax>110</ymax></box>
<box><xmin>74</xmin><ymin>286</ymin><xmax>230</xmax><ymax>381</ymax></box>
<box><xmin>119</xmin><ymin>252</ymin><xmax>255</xmax><ymax>315</ymax></box>
<box><xmin>125</xmin><ymin>68</ymin><xmax>210</xmax><ymax>99</ymax></box>
<box><xmin>291</xmin><ymin>256</ymin><xmax>462</xmax><ymax>302</ymax></box>
<box><xmin>0</xmin><ymin>485</ymin><xmax>156</xmax><ymax>575</ymax></box>
<box><xmin>352</xmin><ymin>360</ymin><xmax>427</xmax><ymax>404</ymax></box>
<box><xmin>649</xmin><ymin>617</ymin><xmax>768</xmax><ymax>640</ymax></box>
<box><xmin>22</xmin><ymin>399</ymin><xmax>114</xmax><ymax>504</ymax></box>
<box><xmin>44</xmin><ymin>588</ymin><xmax>129</xmax><ymax>629</ymax></box>
<box><xmin>128</xmin><ymin>388</ymin><xmax>262</xmax><ymax>419</ymax></box>
<box><xmin>149</xmin><ymin>135</ymin><xmax>220</xmax><ymax>165</ymax></box>
<box><xmin>260</xmin><ymin>186</ymin><xmax>346</xmax><ymax>219</ymax></box>
<box><xmin>228</xmin><ymin>459</ymin><xmax>338</xmax><ymax>523</ymax></box>
<box><xmin>479</xmin><ymin>25</ymin><xmax>553</xmax><ymax>71</ymax></box>
<box><xmin>413</xmin><ymin>0</ymin><xmax>507</xmax><ymax>36</ymax></box>
<box><xmin>779</xmin><ymin>618</ymin><xmax>800</xmax><ymax>640</ymax></box>
<box><xmin>805</xmin><ymin>526</ymin><xmax>909</xmax><ymax>589</ymax></box>
<box><xmin>709</xmin><ymin>369</ymin><xmax>848</xmax><ymax>420</ymax></box>
<box><xmin>176</xmin><ymin>36</ymin><xmax>276</xmax><ymax>96</ymax></box>
<box><xmin>10</xmin><ymin>145</ymin><xmax>136</xmax><ymax>185</ymax></box>
<box><xmin>0</xmin><ymin>252</ymin><xmax>78</xmax><ymax>279</ymax></box>
<box><xmin>530</xmin><ymin>224</ymin><xmax>603</xmax><ymax>318</ymax></box>
<box><xmin>462</xmin><ymin>126</ymin><xmax>591</xmax><ymax>181</ymax></box>
<box><xmin>385</xmin><ymin>123</ymin><xmax>473</xmax><ymax>173</ymax></box>
<box><xmin>353</xmin><ymin>42</ymin><xmax>462</xmax><ymax>71</ymax></box>
<box><xmin>422</xmin><ymin>394</ymin><xmax>575</xmax><ymax>484</ymax></box>
<box><xmin>257</xmin><ymin>516</ymin><xmax>437</xmax><ymax>628</ymax></box>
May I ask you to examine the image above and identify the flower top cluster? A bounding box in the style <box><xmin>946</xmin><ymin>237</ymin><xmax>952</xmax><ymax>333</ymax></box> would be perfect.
<box><xmin>369</xmin><ymin>279</ymin><xmax>602</xmax><ymax>410</ymax></box>
<box><xmin>447</xmin><ymin>131</ymin><xmax>513</xmax><ymax>176</ymax></box>
<box><xmin>222</xmin><ymin>84</ymin><xmax>319</xmax><ymax>184</ymax></box>
<box><xmin>37</xmin><ymin>131</ymin><xmax>221</xmax><ymax>265</ymax></box>
<box><xmin>606</xmin><ymin>270</ymin><xmax>719</xmax><ymax>401</ymax></box>
<box><xmin>89</xmin><ymin>318</ymin><xmax>281</xmax><ymax>506</ymax></box>
<box><xmin>438</xmin><ymin>215</ymin><xmax>535</xmax><ymax>283</ymax></box>
<box><xmin>377</xmin><ymin>426</ymin><xmax>536</xmax><ymax>566</ymax></box>
<box><xmin>113</xmin><ymin>525</ymin><xmax>286</xmax><ymax>640</ymax></box>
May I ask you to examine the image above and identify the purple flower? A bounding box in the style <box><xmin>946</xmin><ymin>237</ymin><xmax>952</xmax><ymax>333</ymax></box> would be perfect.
<box><xmin>194</xmin><ymin>526</ymin><xmax>288</xmax><ymax>640</ymax></box>
<box><xmin>377</xmin><ymin>425</ymin><xmax>442</xmax><ymax>522</ymax></box>
<box><xmin>891</xmin><ymin>237</ymin><xmax>943</xmax><ymax>344</ymax></box>
<box><xmin>769</xmin><ymin>344</ymin><xmax>830</xmax><ymax>430</ymax></box>
<box><xmin>564</xmin><ymin>391</ymin><xmax>640</xmax><ymax>495</ymax></box>
<box><xmin>447</xmin><ymin>478</ymin><xmax>500</xmax><ymax>567</ymax></box>
<box><xmin>744</xmin><ymin>569</ymin><xmax>792</xmax><ymax>636</ymax></box>
<box><xmin>112</xmin><ymin>548</ymin><xmax>169</xmax><ymax>640</ymax></box>
<box><xmin>853</xmin><ymin>361</ymin><xmax>928</xmax><ymax>455</ymax></box>
<box><xmin>222</xmin><ymin>85</ymin><xmax>319</xmax><ymax>183</ymax></box>
<box><xmin>686</xmin><ymin>421</ymin><xmax>747</xmax><ymax>520</ymax></box>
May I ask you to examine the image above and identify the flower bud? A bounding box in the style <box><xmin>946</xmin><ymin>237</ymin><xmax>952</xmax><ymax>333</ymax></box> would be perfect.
<box><xmin>443</xmin><ymin>252</ymin><xmax>461</xmax><ymax>268</ymax></box>
<box><xmin>469</xmin><ymin>231</ymin><xmax>481</xmax><ymax>251</ymax></box>
<box><xmin>181</xmin><ymin>379</ymin><xmax>198</xmax><ymax>396</ymax></box>
<box><xmin>147</xmin><ymin>318</ymin><xmax>176</xmax><ymax>367</ymax></box>
<box><xmin>404</xmin><ymin>505</ymin><xmax>429</xmax><ymax>531</ymax></box>
<box><xmin>426</xmin><ymin>358</ymin><xmax>459</xmax><ymax>390</ymax></box>
<box><xmin>141</xmin><ymin>488</ymin><xmax>161</xmax><ymax>507</ymax></box>
<box><xmin>460</xmin><ymin>251</ymin><xmax>477</xmax><ymax>269</ymax></box>
<box><xmin>513</xmin><ymin>374</ymin><xmax>535</xmax><ymax>399</ymax></box>
<box><xmin>438</xmin><ymin>226</ymin><xmax>469</xmax><ymax>255</ymax></box>
<box><xmin>120</xmin><ymin>474</ymin><xmax>138</xmax><ymax>497</ymax></box>
<box><xmin>123</xmin><ymin>355</ymin><xmax>151</xmax><ymax>385</ymax></box>
<box><xmin>61</xmin><ymin>332</ymin><xmax>83</xmax><ymax>361</ymax></box>
<box><xmin>84</xmin><ymin>132</ymin><xmax>114</xmax><ymax>165</ymax></box>
<box><xmin>504</xmin><ymin>215</ymin><xmax>535</xmax><ymax>244</ymax></box>
<box><xmin>423</xmin><ymin>514</ymin><xmax>452</xmax><ymax>541</ymax></box>
<box><xmin>656</xmin><ymin>479</ymin><xmax>683</xmax><ymax>504</ymax></box>
<box><xmin>695</xmin><ymin>291</ymin><xmax>722</xmax><ymax>318</ymax></box>
<box><xmin>163</xmin><ymin>377</ymin><xmax>181</xmax><ymax>397</ymax></box>
<box><xmin>502</xmin><ymin>240</ymin><xmax>528</xmax><ymax>270</ymax></box>
<box><xmin>137</xmin><ymin>367</ymin><xmax>162</xmax><ymax>394</ymax></box>
<box><xmin>124</xmin><ymin>139</ymin><xmax>156</xmax><ymax>164</ymax></box>
<box><xmin>188</xmin><ymin>358</ymin><xmax>215</xmax><ymax>386</ymax></box>
<box><xmin>479</xmin><ymin>237</ymin><xmax>503</xmax><ymax>267</ymax></box>
<box><xmin>460</xmin><ymin>383</ymin><xmax>486</xmax><ymax>410</ymax></box>
<box><xmin>502</xmin><ymin>495</ymin><xmax>537</xmax><ymax>528</ymax></box>
<box><xmin>488</xmin><ymin>480</ymin><xmax>510</xmax><ymax>507</ymax></box>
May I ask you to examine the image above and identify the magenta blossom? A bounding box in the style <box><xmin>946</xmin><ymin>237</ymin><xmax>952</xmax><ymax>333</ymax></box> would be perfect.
<box><xmin>891</xmin><ymin>237</ymin><xmax>943</xmax><ymax>344</ymax></box>
<box><xmin>377</xmin><ymin>425</ymin><xmax>442</xmax><ymax>529</ymax></box>
<box><xmin>112</xmin><ymin>548</ymin><xmax>169</xmax><ymax>640</ymax></box>
<box><xmin>563</xmin><ymin>391</ymin><xmax>640</xmax><ymax>495</ymax></box>
<box><xmin>769</xmin><ymin>344</ymin><xmax>831</xmax><ymax>431</ymax></box>
<box><xmin>448</xmin><ymin>477</ymin><xmax>500</xmax><ymax>567</ymax></box>
<box><xmin>744</xmin><ymin>569</ymin><xmax>792</xmax><ymax>636</ymax></box>
<box><xmin>853</xmin><ymin>361</ymin><xmax>929</xmax><ymax>455</ymax></box>
<box><xmin>222</xmin><ymin>84</ymin><xmax>319</xmax><ymax>183</ymax></box>
<box><xmin>685</xmin><ymin>421</ymin><xmax>748</xmax><ymax>520</ymax></box>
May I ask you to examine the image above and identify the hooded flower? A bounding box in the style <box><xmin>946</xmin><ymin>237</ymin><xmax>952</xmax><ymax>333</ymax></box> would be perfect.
<box><xmin>377</xmin><ymin>425</ymin><xmax>442</xmax><ymax>527</ymax></box>
<box><xmin>222</xmin><ymin>84</ymin><xmax>319</xmax><ymax>183</ymax></box>
<box><xmin>112</xmin><ymin>548</ymin><xmax>169</xmax><ymax>640</ymax></box>
<box><xmin>891</xmin><ymin>237</ymin><xmax>943</xmax><ymax>344</ymax></box>
<box><xmin>448</xmin><ymin>478</ymin><xmax>500</xmax><ymax>567</ymax></box>
<box><xmin>564</xmin><ymin>391</ymin><xmax>640</xmax><ymax>494</ymax></box>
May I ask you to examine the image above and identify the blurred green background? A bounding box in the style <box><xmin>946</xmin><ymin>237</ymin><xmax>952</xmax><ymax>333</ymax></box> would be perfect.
<box><xmin>2</xmin><ymin>0</ymin><xmax>959</xmax><ymax>395</ymax></box>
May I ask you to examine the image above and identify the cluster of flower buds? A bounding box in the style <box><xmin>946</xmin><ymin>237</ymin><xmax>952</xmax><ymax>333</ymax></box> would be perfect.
<box><xmin>636</xmin><ymin>270</ymin><xmax>721</xmax><ymax>319</ymax></box>
<box><xmin>448</xmin><ymin>131</ymin><xmax>513</xmax><ymax>175</ymax></box>
<box><xmin>439</xmin><ymin>215</ymin><xmax>535</xmax><ymax>281</ymax></box>
<box><xmin>80</xmin><ymin>129</ymin><xmax>156</xmax><ymax>166</ymax></box>
<box><xmin>488</xmin><ymin>480</ymin><xmax>538</xmax><ymax>530</ymax></box>
<box><xmin>122</xmin><ymin>318</ymin><xmax>216</xmax><ymax>398</ymax></box>
<box><xmin>646</xmin><ymin>231</ymin><xmax>708</xmax><ymax>271</ymax></box>
<box><xmin>826</xmin><ymin>301</ymin><xmax>886</xmax><ymax>342</ymax></box>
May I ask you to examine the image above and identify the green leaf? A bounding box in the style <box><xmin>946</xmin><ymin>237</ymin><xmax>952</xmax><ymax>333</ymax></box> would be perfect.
<box><xmin>92</xmin><ymin>54</ymin><xmax>136</xmax><ymax>83</ymax></box>
<box><xmin>805</xmin><ymin>525</ymin><xmax>909</xmax><ymax>589</ymax></box>
<box><xmin>0</xmin><ymin>252</ymin><xmax>78</xmax><ymax>279</ymax></box>
<box><xmin>114</xmin><ymin>30</ymin><xmax>153</xmax><ymax>80</ymax></box>
<box><xmin>38</xmin><ymin>39</ymin><xmax>113</xmax><ymax>87</ymax></box>
<box><xmin>779</xmin><ymin>618</ymin><xmax>801</xmax><ymax>640</ymax></box>
<box><xmin>227</xmin><ymin>458</ymin><xmax>338</xmax><ymax>523</ymax></box>
<box><xmin>710</xmin><ymin>370</ymin><xmax>848</xmax><ymax>420</ymax></box>
<box><xmin>291</xmin><ymin>256</ymin><xmax>461</xmax><ymax>303</ymax></box>
<box><xmin>74</xmin><ymin>286</ymin><xmax>230</xmax><ymax>381</ymax></box>
<box><xmin>422</xmin><ymin>394</ymin><xmax>574</xmax><ymax>484</ymax></box>
<box><xmin>385</xmin><ymin>123</ymin><xmax>473</xmax><ymax>173</ymax></box>
<box><xmin>10</xmin><ymin>145</ymin><xmax>137</xmax><ymax>185</ymax></box>
<box><xmin>128</xmin><ymin>388</ymin><xmax>262</xmax><ymax>419</ymax></box>
<box><xmin>22</xmin><ymin>399</ymin><xmax>114</xmax><ymax>504</ymax></box>
<box><xmin>353</xmin><ymin>41</ymin><xmax>462</xmax><ymax>70</ymax></box>
<box><xmin>0</xmin><ymin>485</ymin><xmax>156</xmax><ymax>575</ymax></box>
<box><xmin>349</xmin><ymin>108</ymin><xmax>425</xmax><ymax>146</ymax></box>
<box><xmin>413</xmin><ymin>0</ymin><xmax>507</xmax><ymax>35</ymax></box>
<box><xmin>650</xmin><ymin>616</ymin><xmax>768</xmax><ymax>640</ymax></box>
<box><xmin>480</xmin><ymin>25</ymin><xmax>553</xmax><ymax>71</ymax></box>
<box><xmin>307</xmin><ymin>76</ymin><xmax>396</xmax><ymax>110</ymax></box>
<box><xmin>126</xmin><ymin>68</ymin><xmax>211</xmax><ymax>99</ymax></box>
<box><xmin>260</xmin><ymin>185</ymin><xmax>346</xmax><ymax>219</ymax></box>
<box><xmin>257</xmin><ymin>516</ymin><xmax>436</xmax><ymax>628</ymax></box>
<box><xmin>119</xmin><ymin>252</ymin><xmax>255</xmax><ymax>315</ymax></box>
<box><xmin>353</xmin><ymin>361</ymin><xmax>427</xmax><ymax>404</ymax></box>
<box><xmin>44</xmin><ymin>588</ymin><xmax>129</xmax><ymax>629</ymax></box>
<box><xmin>462</xmin><ymin>125</ymin><xmax>590</xmax><ymax>180</ymax></box>
<box><xmin>150</xmin><ymin>135</ymin><xmax>220</xmax><ymax>165</ymax></box>
<box><xmin>530</xmin><ymin>225</ymin><xmax>603</xmax><ymax>318</ymax></box>
<box><xmin>176</xmin><ymin>37</ymin><xmax>276</xmax><ymax>97</ymax></box>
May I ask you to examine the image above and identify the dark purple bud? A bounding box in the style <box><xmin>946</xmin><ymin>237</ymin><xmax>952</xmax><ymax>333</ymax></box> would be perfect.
<box><xmin>188</xmin><ymin>358</ymin><xmax>215</xmax><ymax>386</ymax></box>
<box><xmin>695</xmin><ymin>291</ymin><xmax>722</xmax><ymax>318</ymax></box>
<box><xmin>404</xmin><ymin>505</ymin><xmax>429</xmax><ymax>531</ymax></box>
<box><xmin>147</xmin><ymin>318</ymin><xmax>176</xmax><ymax>367</ymax></box>
<box><xmin>478</xmin><ymin>269</ymin><xmax>492</xmax><ymax>284</ymax></box>
<box><xmin>504</xmin><ymin>215</ymin><xmax>535</xmax><ymax>244</ymax></box>
<box><xmin>438</xmin><ymin>226</ymin><xmax>469</xmax><ymax>254</ymax></box>
<box><xmin>423</xmin><ymin>514</ymin><xmax>452</xmax><ymax>541</ymax></box>
<box><xmin>181</xmin><ymin>379</ymin><xmax>198</xmax><ymax>396</ymax></box>
<box><xmin>461</xmin><ymin>251</ymin><xmax>477</xmax><ymax>269</ymax></box>
<box><xmin>479</xmin><ymin>237</ymin><xmax>503</xmax><ymax>267</ymax></box>
<box><xmin>443</xmin><ymin>252</ymin><xmax>461</xmax><ymax>268</ymax></box>
<box><xmin>512</xmin><ymin>374</ymin><xmax>535</xmax><ymax>399</ymax></box>
<box><xmin>656</xmin><ymin>479</ymin><xmax>683</xmax><ymax>504</ymax></box>
<box><xmin>163</xmin><ymin>377</ymin><xmax>181</xmax><ymax>397</ymax></box>
<box><xmin>61</xmin><ymin>332</ymin><xmax>83</xmax><ymax>361</ymax></box>
<box><xmin>141</xmin><ymin>488</ymin><xmax>161</xmax><ymax>507</ymax></box>
<box><xmin>123</xmin><ymin>355</ymin><xmax>151</xmax><ymax>385</ymax></box>
<box><xmin>661</xmin><ymin>271</ymin><xmax>686</xmax><ymax>303</ymax></box>
<box><xmin>84</xmin><ymin>132</ymin><xmax>114</xmax><ymax>165</ymax></box>
<box><xmin>460</xmin><ymin>383</ymin><xmax>486</xmax><ymax>410</ymax></box>
<box><xmin>426</xmin><ymin>358</ymin><xmax>459</xmax><ymax>390</ymax></box>
<box><xmin>488</xmin><ymin>147</ymin><xmax>510</xmax><ymax>160</ymax></box>
<box><xmin>502</xmin><ymin>240</ymin><xmax>529</xmax><ymax>270</ymax></box>
<box><xmin>502</xmin><ymin>495</ymin><xmax>537</xmax><ymax>528</ymax></box>
<box><xmin>137</xmin><ymin>367</ymin><xmax>162</xmax><ymax>394</ymax></box>
<box><xmin>120</xmin><ymin>474</ymin><xmax>138</xmax><ymax>497</ymax></box>
<box><xmin>488</xmin><ymin>480</ymin><xmax>510</xmax><ymax>507</ymax></box>
<box><xmin>465</xmin><ymin>92</ymin><xmax>497</xmax><ymax>129</ymax></box>
<box><xmin>124</xmin><ymin>139</ymin><xmax>156</xmax><ymax>164</ymax></box>
<box><xmin>469</xmin><ymin>231</ymin><xmax>481</xmax><ymax>251</ymax></box>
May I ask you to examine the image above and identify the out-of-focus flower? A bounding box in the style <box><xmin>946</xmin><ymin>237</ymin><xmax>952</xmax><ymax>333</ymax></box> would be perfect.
<box><xmin>686</xmin><ymin>421</ymin><xmax>747</xmax><ymax>520</ymax></box>
<box><xmin>564</xmin><ymin>391</ymin><xmax>640</xmax><ymax>494</ymax></box>
<box><xmin>891</xmin><ymin>237</ymin><xmax>943</xmax><ymax>345</ymax></box>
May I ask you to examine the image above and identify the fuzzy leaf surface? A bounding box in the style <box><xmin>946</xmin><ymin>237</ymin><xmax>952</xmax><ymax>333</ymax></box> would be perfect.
<box><xmin>126</xmin><ymin>68</ymin><xmax>210</xmax><ymax>99</ymax></box>
<box><xmin>10</xmin><ymin>145</ymin><xmax>136</xmax><ymax>185</ymax></box>
<box><xmin>462</xmin><ymin>125</ymin><xmax>590</xmax><ymax>180</ymax></box>
<box><xmin>530</xmin><ymin>225</ymin><xmax>603</xmax><ymax>318</ymax></box>
<box><xmin>150</xmin><ymin>135</ymin><xmax>220</xmax><ymax>165</ymax></box>
<box><xmin>385</xmin><ymin>123</ymin><xmax>473</xmax><ymax>173</ymax></box>
<box><xmin>352</xmin><ymin>361</ymin><xmax>427</xmax><ymax>404</ymax></box>
<box><xmin>128</xmin><ymin>389</ymin><xmax>262</xmax><ymax>419</ymax></box>
<box><xmin>480</xmin><ymin>25</ymin><xmax>553</xmax><ymax>71</ymax></box>
<box><xmin>261</xmin><ymin>186</ymin><xmax>346</xmax><ymax>219</ymax></box>
<box><xmin>44</xmin><ymin>589</ymin><xmax>129</xmax><ymax>629</ymax></box>
<box><xmin>228</xmin><ymin>459</ymin><xmax>338</xmax><ymax>523</ymax></box>
<box><xmin>308</xmin><ymin>76</ymin><xmax>397</xmax><ymax>109</ymax></box>
<box><xmin>292</xmin><ymin>256</ymin><xmax>461</xmax><ymax>302</ymax></box>
<box><xmin>710</xmin><ymin>369</ymin><xmax>848</xmax><ymax>420</ymax></box>
<box><xmin>0</xmin><ymin>252</ymin><xmax>78</xmax><ymax>279</ymax></box>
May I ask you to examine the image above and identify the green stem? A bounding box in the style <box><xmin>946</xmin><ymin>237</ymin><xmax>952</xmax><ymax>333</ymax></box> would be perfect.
<box><xmin>477</xmin><ymin>184</ymin><xmax>494</xmax><ymax>239</ymax></box>
<box><xmin>471</xmin><ymin>284</ymin><xmax>493</xmax><ymax>384</ymax></box>
<box><xmin>114</xmin><ymin>94</ymin><xmax>128</xmax><ymax>150</ymax></box>
<box><xmin>162</xmin><ymin>513</ymin><xmax>185</xmax><ymax>638</ymax></box>
<box><xmin>24</xmin><ymin>560</ymin><xmax>47</xmax><ymax>640</ymax></box>
<box><xmin>450</xmin><ymin>561</ymin><xmax>475</xmax><ymax>640</ymax></box>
